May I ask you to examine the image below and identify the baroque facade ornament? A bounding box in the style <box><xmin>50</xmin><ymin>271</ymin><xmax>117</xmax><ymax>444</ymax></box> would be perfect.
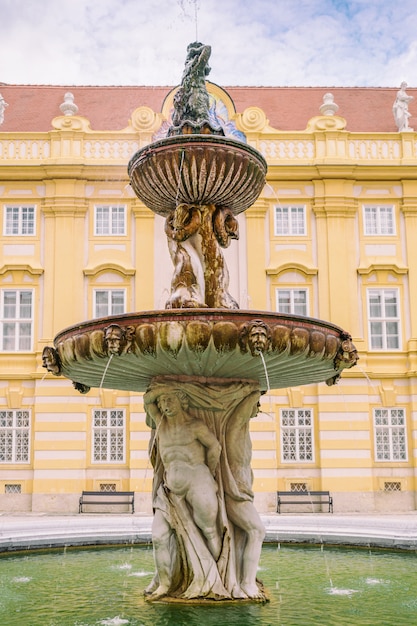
<box><xmin>319</xmin><ymin>92</ymin><xmax>339</xmax><ymax>116</ymax></box>
<box><xmin>59</xmin><ymin>92</ymin><xmax>79</xmax><ymax>116</ymax></box>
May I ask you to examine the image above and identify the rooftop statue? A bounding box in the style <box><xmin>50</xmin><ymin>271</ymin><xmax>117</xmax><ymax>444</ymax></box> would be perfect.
<box><xmin>393</xmin><ymin>82</ymin><xmax>414</xmax><ymax>132</ymax></box>
<box><xmin>0</xmin><ymin>93</ymin><xmax>8</xmax><ymax>125</ymax></box>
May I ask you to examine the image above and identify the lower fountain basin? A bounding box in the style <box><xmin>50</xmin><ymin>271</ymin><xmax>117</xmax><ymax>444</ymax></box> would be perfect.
<box><xmin>53</xmin><ymin>309</ymin><xmax>357</xmax><ymax>392</ymax></box>
<box><xmin>1</xmin><ymin>543</ymin><xmax>416</xmax><ymax>626</ymax></box>
<box><xmin>127</xmin><ymin>134</ymin><xmax>267</xmax><ymax>216</ymax></box>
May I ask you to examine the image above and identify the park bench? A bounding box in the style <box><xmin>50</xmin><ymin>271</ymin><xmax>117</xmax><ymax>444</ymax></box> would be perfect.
<box><xmin>277</xmin><ymin>490</ymin><xmax>333</xmax><ymax>514</ymax></box>
<box><xmin>79</xmin><ymin>490</ymin><xmax>135</xmax><ymax>514</ymax></box>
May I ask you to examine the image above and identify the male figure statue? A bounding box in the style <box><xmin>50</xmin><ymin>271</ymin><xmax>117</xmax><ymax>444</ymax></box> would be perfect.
<box><xmin>144</xmin><ymin>386</ymin><xmax>222</xmax><ymax>600</ymax></box>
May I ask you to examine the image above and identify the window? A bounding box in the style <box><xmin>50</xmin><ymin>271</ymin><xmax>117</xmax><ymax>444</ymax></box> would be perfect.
<box><xmin>275</xmin><ymin>206</ymin><xmax>306</xmax><ymax>235</ymax></box>
<box><xmin>363</xmin><ymin>205</ymin><xmax>395</xmax><ymax>235</ymax></box>
<box><xmin>384</xmin><ymin>482</ymin><xmax>401</xmax><ymax>492</ymax></box>
<box><xmin>0</xmin><ymin>411</ymin><xmax>30</xmax><ymax>463</ymax></box>
<box><xmin>276</xmin><ymin>289</ymin><xmax>308</xmax><ymax>315</ymax></box>
<box><xmin>99</xmin><ymin>483</ymin><xmax>117</xmax><ymax>492</ymax></box>
<box><xmin>94</xmin><ymin>289</ymin><xmax>126</xmax><ymax>317</ymax></box>
<box><xmin>374</xmin><ymin>408</ymin><xmax>407</xmax><ymax>461</ymax></box>
<box><xmin>4</xmin><ymin>206</ymin><xmax>35</xmax><ymax>235</ymax></box>
<box><xmin>367</xmin><ymin>289</ymin><xmax>400</xmax><ymax>350</ymax></box>
<box><xmin>94</xmin><ymin>205</ymin><xmax>126</xmax><ymax>235</ymax></box>
<box><xmin>281</xmin><ymin>409</ymin><xmax>314</xmax><ymax>462</ymax></box>
<box><xmin>290</xmin><ymin>482</ymin><xmax>308</xmax><ymax>492</ymax></box>
<box><xmin>92</xmin><ymin>410</ymin><xmax>125</xmax><ymax>463</ymax></box>
<box><xmin>0</xmin><ymin>290</ymin><xmax>33</xmax><ymax>351</ymax></box>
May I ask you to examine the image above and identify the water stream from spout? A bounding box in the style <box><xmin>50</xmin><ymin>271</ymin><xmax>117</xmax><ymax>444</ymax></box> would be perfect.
<box><xmin>258</xmin><ymin>351</ymin><xmax>271</xmax><ymax>393</ymax></box>
<box><xmin>178</xmin><ymin>0</ymin><xmax>199</xmax><ymax>40</ymax></box>
<box><xmin>100</xmin><ymin>353</ymin><xmax>114</xmax><ymax>388</ymax></box>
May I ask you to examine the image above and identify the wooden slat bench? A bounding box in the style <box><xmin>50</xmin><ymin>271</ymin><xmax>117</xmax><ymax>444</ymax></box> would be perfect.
<box><xmin>277</xmin><ymin>490</ymin><xmax>333</xmax><ymax>514</ymax></box>
<box><xmin>79</xmin><ymin>490</ymin><xmax>135</xmax><ymax>514</ymax></box>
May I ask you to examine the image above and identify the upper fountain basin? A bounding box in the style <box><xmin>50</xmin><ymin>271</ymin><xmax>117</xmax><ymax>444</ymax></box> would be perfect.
<box><xmin>128</xmin><ymin>134</ymin><xmax>267</xmax><ymax>215</ymax></box>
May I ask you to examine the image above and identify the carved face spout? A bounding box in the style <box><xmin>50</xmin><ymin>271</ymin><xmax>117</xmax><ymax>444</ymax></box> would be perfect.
<box><xmin>104</xmin><ymin>328</ymin><xmax>123</xmax><ymax>355</ymax></box>
<box><xmin>248</xmin><ymin>325</ymin><xmax>269</xmax><ymax>355</ymax></box>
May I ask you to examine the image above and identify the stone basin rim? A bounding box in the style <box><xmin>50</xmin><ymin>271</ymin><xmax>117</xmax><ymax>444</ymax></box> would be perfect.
<box><xmin>54</xmin><ymin>308</ymin><xmax>348</xmax><ymax>343</ymax></box>
<box><xmin>127</xmin><ymin>133</ymin><xmax>268</xmax><ymax>173</ymax></box>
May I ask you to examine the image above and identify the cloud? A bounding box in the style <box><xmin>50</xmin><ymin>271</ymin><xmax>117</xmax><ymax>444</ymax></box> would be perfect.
<box><xmin>0</xmin><ymin>0</ymin><xmax>416</xmax><ymax>86</ymax></box>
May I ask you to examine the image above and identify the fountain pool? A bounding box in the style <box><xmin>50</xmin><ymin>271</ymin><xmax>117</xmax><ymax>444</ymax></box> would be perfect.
<box><xmin>1</xmin><ymin>544</ymin><xmax>416</xmax><ymax>626</ymax></box>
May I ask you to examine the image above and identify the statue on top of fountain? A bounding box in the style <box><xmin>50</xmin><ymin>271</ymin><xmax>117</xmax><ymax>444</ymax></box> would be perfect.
<box><xmin>168</xmin><ymin>41</ymin><xmax>224</xmax><ymax>137</ymax></box>
<box><xmin>162</xmin><ymin>41</ymin><xmax>242</xmax><ymax>309</ymax></box>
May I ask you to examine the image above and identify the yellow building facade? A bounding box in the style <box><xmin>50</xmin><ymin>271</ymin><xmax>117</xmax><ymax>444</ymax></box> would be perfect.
<box><xmin>0</xmin><ymin>84</ymin><xmax>416</xmax><ymax>513</ymax></box>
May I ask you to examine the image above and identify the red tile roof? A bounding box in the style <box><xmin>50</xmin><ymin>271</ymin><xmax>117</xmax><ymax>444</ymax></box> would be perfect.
<box><xmin>0</xmin><ymin>84</ymin><xmax>415</xmax><ymax>133</ymax></box>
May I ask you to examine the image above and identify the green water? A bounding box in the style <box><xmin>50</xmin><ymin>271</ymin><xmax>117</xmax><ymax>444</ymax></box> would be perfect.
<box><xmin>0</xmin><ymin>544</ymin><xmax>416</xmax><ymax>625</ymax></box>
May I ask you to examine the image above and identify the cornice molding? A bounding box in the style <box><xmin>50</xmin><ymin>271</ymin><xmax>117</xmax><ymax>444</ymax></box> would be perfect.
<box><xmin>83</xmin><ymin>263</ymin><xmax>135</xmax><ymax>277</ymax></box>
<box><xmin>266</xmin><ymin>263</ymin><xmax>318</xmax><ymax>277</ymax></box>
<box><xmin>0</xmin><ymin>263</ymin><xmax>43</xmax><ymax>276</ymax></box>
<box><xmin>357</xmin><ymin>263</ymin><xmax>408</xmax><ymax>276</ymax></box>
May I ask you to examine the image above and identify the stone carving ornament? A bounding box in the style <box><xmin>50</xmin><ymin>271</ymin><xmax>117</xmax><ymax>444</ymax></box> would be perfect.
<box><xmin>0</xmin><ymin>93</ymin><xmax>8</xmax><ymax>125</ymax></box>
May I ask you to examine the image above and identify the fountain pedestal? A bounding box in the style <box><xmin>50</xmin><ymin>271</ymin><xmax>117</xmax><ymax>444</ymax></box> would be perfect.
<box><xmin>143</xmin><ymin>376</ymin><xmax>264</xmax><ymax>600</ymax></box>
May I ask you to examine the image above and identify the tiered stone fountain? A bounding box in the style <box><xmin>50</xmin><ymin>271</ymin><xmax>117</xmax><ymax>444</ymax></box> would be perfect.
<box><xmin>45</xmin><ymin>42</ymin><xmax>358</xmax><ymax>603</ymax></box>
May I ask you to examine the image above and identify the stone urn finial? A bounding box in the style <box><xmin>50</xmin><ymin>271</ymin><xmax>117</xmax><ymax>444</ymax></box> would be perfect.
<box><xmin>319</xmin><ymin>92</ymin><xmax>339</xmax><ymax>116</ymax></box>
<box><xmin>59</xmin><ymin>92</ymin><xmax>79</xmax><ymax>116</ymax></box>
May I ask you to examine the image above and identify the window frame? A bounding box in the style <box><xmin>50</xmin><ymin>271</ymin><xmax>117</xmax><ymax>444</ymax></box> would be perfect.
<box><xmin>3</xmin><ymin>205</ymin><xmax>36</xmax><ymax>236</ymax></box>
<box><xmin>363</xmin><ymin>205</ymin><xmax>395</xmax><ymax>236</ymax></box>
<box><xmin>373</xmin><ymin>408</ymin><xmax>407</xmax><ymax>462</ymax></box>
<box><xmin>94</xmin><ymin>205</ymin><xmax>126</xmax><ymax>236</ymax></box>
<box><xmin>0</xmin><ymin>288</ymin><xmax>34</xmax><ymax>352</ymax></box>
<box><xmin>274</xmin><ymin>205</ymin><xmax>306</xmax><ymax>236</ymax></box>
<box><xmin>280</xmin><ymin>408</ymin><xmax>314</xmax><ymax>463</ymax></box>
<box><xmin>275</xmin><ymin>288</ymin><xmax>309</xmax><ymax>316</ymax></box>
<box><xmin>91</xmin><ymin>409</ymin><xmax>126</xmax><ymax>464</ymax></box>
<box><xmin>93</xmin><ymin>288</ymin><xmax>126</xmax><ymax>318</ymax></box>
<box><xmin>0</xmin><ymin>410</ymin><xmax>31</xmax><ymax>464</ymax></box>
<box><xmin>367</xmin><ymin>288</ymin><xmax>401</xmax><ymax>351</ymax></box>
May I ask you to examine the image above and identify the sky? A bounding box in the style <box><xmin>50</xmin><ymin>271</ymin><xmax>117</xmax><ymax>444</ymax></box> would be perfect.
<box><xmin>1</xmin><ymin>0</ymin><xmax>417</xmax><ymax>87</ymax></box>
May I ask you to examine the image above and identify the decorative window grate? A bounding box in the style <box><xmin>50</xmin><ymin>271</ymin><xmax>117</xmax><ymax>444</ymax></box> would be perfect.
<box><xmin>99</xmin><ymin>483</ymin><xmax>117</xmax><ymax>492</ymax></box>
<box><xmin>384</xmin><ymin>481</ymin><xmax>401</xmax><ymax>492</ymax></box>
<box><xmin>290</xmin><ymin>482</ymin><xmax>308</xmax><ymax>492</ymax></box>
<box><xmin>5</xmin><ymin>483</ymin><xmax>22</xmax><ymax>493</ymax></box>
<box><xmin>0</xmin><ymin>410</ymin><xmax>30</xmax><ymax>462</ymax></box>
<box><xmin>92</xmin><ymin>409</ymin><xmax>125</xmax><ymax>463</ymax></box>
<box><xmin>374</xmin><ymin>408</ymin><xmax>407</xmax><ymax>461</ymax></box>
<box><xmin>281</xmin><ymin>409</ymin><xmax>314</xmax><ymax>462</ymax></box>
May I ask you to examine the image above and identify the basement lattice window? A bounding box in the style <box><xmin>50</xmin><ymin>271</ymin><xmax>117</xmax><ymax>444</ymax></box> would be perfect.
<box><xmin>384</xmin><ymin>481</ymin><xmax>401</xmax><ymax>492</ymax></box>
<box><xmin>5</xmin><ymin>483</ymin><xmax>21</xmax><ymax>493</ymax></box>
<box><xmin>99</xmin><ymin>483</ymin><xmax>117</xmax><ymax>492</ymax></box>
<box><xmin>290</xmin><ymin>482</ymin><xmax>308</xmax><ymax>492</ymax></box>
